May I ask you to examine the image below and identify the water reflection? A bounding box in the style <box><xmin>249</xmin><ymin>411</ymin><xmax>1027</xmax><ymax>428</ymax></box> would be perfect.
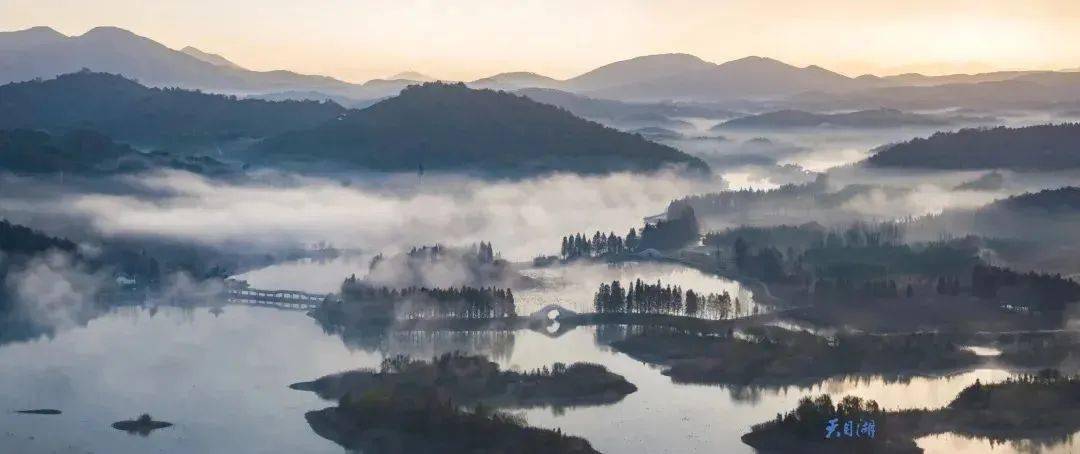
<box><xmin>0</xmin><ymin>304</ymin><xmax>1059</xmax><ymax>454</ymax></box>
<box><xmin>917</xmin><ymin>432</ymin><xmax>1080</xmax><ymax>454</ymax></box>
<box><xmin>238</xmin><ymin>256</ymin><xmax>759</xmax><ymax>318</ymax></box>
<box><xmin>516</xmin><ymin>261</ymin><xmax>757</xmax><ymax>316</ymax></box>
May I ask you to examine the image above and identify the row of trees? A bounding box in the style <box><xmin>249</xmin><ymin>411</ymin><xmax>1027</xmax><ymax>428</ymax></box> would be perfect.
<box><xmin>971</xmin><ymin>265</ymin><xmax>1080</xmax><ymax>312</ymax></box>
<box><xmin>750</xmin><ymin>394</ymin><xmax>885</xmax><ymax>441</ymax></box>
<box><xmin>813</xmin><ymin>278</ymin><xmax>908</xmax><ymax>302</ymax></box>
<box><xmin>592</xmin><ymin>279</ymin><xmax>743</xmax><ymax>319</ymax></box>
<box><xmin>341</xmin><ymin>275</ymin><xmax>516</xmax><ymax>319</ymax></box>
<box><xmin>560</xmin><ymin>230</ymin><xmax>636</xmax><ymax>259</ymax></box>
<box><xmin>559</xmin><ymin>206</ymin><xmax>701</xmax><ymax>260</ymax></box>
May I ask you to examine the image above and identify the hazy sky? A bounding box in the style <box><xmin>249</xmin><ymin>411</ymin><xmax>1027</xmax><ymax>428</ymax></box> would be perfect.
<box><xmin>3</xmin><ymin>0</ymin><xmax>1079</xmax><ymax>82</ymax></box>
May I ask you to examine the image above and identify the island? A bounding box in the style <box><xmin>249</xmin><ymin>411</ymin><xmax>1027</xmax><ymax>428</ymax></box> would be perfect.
<box><xmin>304</xmin><ymin>389</ymin><xmax>600</xmax><ymax>453</ymax></box>
<box><xmin>743</xmin><ymin>369</ymin><xmax>1080</xmax><ymax>453</ymax></box>
<box><xmin>608</xmin><ymin>326</ymin><xmax>981</xmax><ymax>386</ymax></box>
<box><xmin>294</xmin><ymin>353</ymin><xmax>634</xmax><ymax>453</ymax></box>
<box><xmin>291</xmin><ymin>352</ymin><xmax>637</xmax><ymax>409</ymax></box>
<box><xmin>15</xmin><ymin>409</ymin><xmax>61</xmax><ymax>415</ymax></box>
<box><xmin>111</xmin><ymin>414</ymin><xmax>173</xmax><ymax>436</ymax></box>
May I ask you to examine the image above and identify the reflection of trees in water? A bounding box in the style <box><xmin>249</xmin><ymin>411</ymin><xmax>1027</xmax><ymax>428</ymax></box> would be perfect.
<box><xmin>593</xmin><ymin>324</ymin><xmax>691</xmax><ymax>347</ymax></box>
<box><xmin>382</xmin><ymin>330</ymin><xmax>516</xmax><ymax>363</ymax></box>
<box><xmin>318</xmin><ymin>319</ymin><xmax>516</xmax><ymax>363</ymax></box>
<box><xmin>925</xmin><ymin>430</ymin><xmax>1079</xmax><ymax>454</ymax></box>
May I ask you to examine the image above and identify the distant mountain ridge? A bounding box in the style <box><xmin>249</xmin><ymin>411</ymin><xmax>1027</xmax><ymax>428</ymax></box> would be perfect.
<box><xmin>866</xmin><ymin>123</ymin><xmax>1080</xmax><ymax>170</ymax></box>
<box><xmin>249</xmin><ymin>82</ymin><xmax>709</xmax><ymax>176</ymax></box>
<box><xmin>0</xmin><ymin>71</ymin><xmax>346</xmax><ymax>149</ymax></box>
<box><xmin>0</xmin><ymin>26</ymin><xmax>357</xmax><ymax>95</ymax></box>
<box><xmin>180</xmin><ymin>46</ymin><xmax>243</xmax><ymax>69</ymax></box>
<box><xmin>469</xmin><ymin>72</ymin><xmax>561</xmax><ymax>90</ymax></box>
<box><xmin>2</xmin><ymin>26</ymin><xmax>1079</xmax><ymax>106</ymax></box>
<box><xmin>714</xmin><ymin>108</ymin><xmax>996</xmax><ymax>130</ymax></box>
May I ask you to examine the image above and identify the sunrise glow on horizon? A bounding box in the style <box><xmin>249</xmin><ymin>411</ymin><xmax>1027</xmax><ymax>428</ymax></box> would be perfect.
<box><xmin>2</xmin><ymin>0</ymin><xmax>1079</xmax><ymax>83</ymax></box>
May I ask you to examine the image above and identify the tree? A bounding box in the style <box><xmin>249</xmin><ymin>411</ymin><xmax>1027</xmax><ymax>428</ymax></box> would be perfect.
<box><xmin>734</xmin><ymin>237</ymin><xmax>749</xmax><ymax>271</ymax></box>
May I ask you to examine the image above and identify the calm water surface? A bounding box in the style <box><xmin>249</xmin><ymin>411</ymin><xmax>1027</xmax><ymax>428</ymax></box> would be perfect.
<box><xmin>3</xmin><ymin>259</ymin><xmax>1075</xmax><ymax>453</ymax></box>
<box><xmin>3</xmin><ymin>303</ymin><xmax>1074</xmax><ymax>454</ymax></box>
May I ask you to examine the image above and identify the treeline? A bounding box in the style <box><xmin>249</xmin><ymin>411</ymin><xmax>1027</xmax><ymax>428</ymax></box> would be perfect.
<box><xmin>708</xmin><ymin>221</ymin><xmax>903</xmax><ymax>250</ymax></box>
<box><xmin>0</xmin><ymin>128</ymin><xmax>233</xmax><ymax>176</ymax></box>
<box><xmin>950</xmin><ymin>369</ymin><xmax>1078</xmax><ymax>411</ymax></box>
<box><xmin>971</xmin><ymin>265</ymin><xmax>1080</xmax><ymax>312</ymax></box>
<box><xmin>559</xmin><ymin>206</ymin><xmax>699</xmax><ymax>259</ymax></box>
<box><xmin>748</xmin><ymin>395</ymin><xmax>886</xmax><ymax>444</ymax></box>
<box><xmin>0</xmin><ymin>71</ymin><xmax>345</xmax><ymax>147</ymax></box>
<box><xmin>867</xmin><ymin>124</ymin><xmax>1080</xmax><ymax>170</ymax></box>
<box><xmin>0</xmin><ymin>219</ymin><xmax>77</xmax><ymax>256</ymax></box>
<box><xmin>561</xmin><ymin>230</ymin><xmax>635</xmax><ymax>259</ymax></box>
<box><xmin>252</xmin><ymin>82</ymin><xmax>708</xmax><ymax>175</ymax></box>
<box><xmin>593</xmin><ymin>279</ymin><xmax>743</xmax><ymax>319</ymax></box>
<box><xmin>713</xmin><ymin>221</ymin><xmax>978</xmax><ymax>287</ymax></box>
<box><xmin>341</xmin><ymin>275</ymin><xmax>516</xmax><ymax>319</ymax></box>
<box><xmin>813</xmin><ymin>278</ymin><xmax>907</xmax><ymax>303</ymax></box>
<box><xmin>667</xmin><ymin>174</ymin><xmax>829</xmax><ymax>218</ymax></box>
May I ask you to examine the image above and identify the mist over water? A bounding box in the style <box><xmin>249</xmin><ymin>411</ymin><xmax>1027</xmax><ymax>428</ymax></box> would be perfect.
<box><xmin>6</xmin><ymin>169</ymin><xmax>722</xmax><ymax>261</ymax></box>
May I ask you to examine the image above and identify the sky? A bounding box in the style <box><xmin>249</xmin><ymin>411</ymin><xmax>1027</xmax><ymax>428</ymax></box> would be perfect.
<box><xmin>2</xmin><ymin>0</ymin><xmax>1079</xmax><ymax>82</ymax></box>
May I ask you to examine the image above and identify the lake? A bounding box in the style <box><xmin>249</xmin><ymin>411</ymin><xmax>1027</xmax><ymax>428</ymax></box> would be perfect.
<box><xmin>3</xmin><ymin>302</ymin><xmax>1075</xmax><ymax>453</ymax></box>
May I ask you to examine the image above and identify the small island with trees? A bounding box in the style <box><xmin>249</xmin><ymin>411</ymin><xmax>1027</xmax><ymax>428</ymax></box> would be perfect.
<box><xmin>743</xmin><ymin>369</ymin><xmax>1080</xmax><ymax>453</ymax></box>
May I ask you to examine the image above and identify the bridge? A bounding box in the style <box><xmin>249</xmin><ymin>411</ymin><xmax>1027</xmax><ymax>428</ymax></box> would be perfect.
<box><xmin>226</xmin><ymin>286</ymin><xmax>328</xmax><ymax>311</ymax></box>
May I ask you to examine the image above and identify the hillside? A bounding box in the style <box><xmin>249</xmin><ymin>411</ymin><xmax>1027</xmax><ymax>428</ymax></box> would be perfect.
<box><xmin>987</xmin><ymin>187</ymin><xmax>1080</xmax><ymax>214</ymax></box>
<box><xmin>0</xmin><ymin>26</ymin><xmax>357</xmax><ymax>94</ymax></box>
<box><xmin>180</xmin><ymin>46</ymin><xmax>243</xmax><ymax>69</ymax></box>
<box><xmin>0</xmin><ymin>71</ymin><xmax>346</xmax><ymax>148</ymax></box>
<box><xmin>515</xmin><ymin>88</ymin><xmax>738</xmax><ymax>122</ymax></box>
<box><xmin>249</xmin><ymin>82</ymin><xmax>709</xmax><ymax>175</ymax></box>
<box><xmin>0</xmin><ymin>129</ymin><xmax>233</xmax><ymax>175</ymax></box>
<box><xmin>469</xmin><ymin>72</ymin><xmax>561</xmax><ymax>90</ymax></box>
<box><xmin>586</xmin><ymin>56</ymin><xmax>870</xmax><ymax>102</ymax></box>
<box><xmin>714</xmin><ymin>108</ymin><xmax>994</xmax><ymax>129</ymax></box>
<box><xmin>866</xmin><ymin>124</ymin><xmax>1080</xmax><ymax>170</ymax></box>
<box><xmin>563</xmin><ymin>53</ymin><xmax>715</xmax><ymax>92</ymax></box>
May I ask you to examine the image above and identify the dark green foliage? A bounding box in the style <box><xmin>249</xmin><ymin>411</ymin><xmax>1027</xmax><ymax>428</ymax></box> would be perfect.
<box><xmin>0</xmin><ymin>71</ymin><xmax>345</xmax><ymax>147</ymax></box>
<box><xmin>614</xmin><ymin>328</ymin><xmax>978</xmax><ymax>386</ymax></box>
<box><xmin>668</xmin><ymin>174</ymin><xmax>830</xmax><ymax>218</ymax></box>
<box><xmin>593</xmin><ymin>279</ymin><xmax>739</xmax><ymax>318</ymax></box>
<box><xmin>803</xmin><ymin>237</ymin><xmax>980</xmax><ymax>278</ymax></box>
<box><xmin>717</xmin><ymin>108</ymin><xmax>955</xmax><ymax>129</ymax></box>
<box><xmin>971</xmin><ymin>265</ymin><xmax>1080</xmax><ymax>312</ymax></box>
<box><xmin>0</xmin><ymin>128</ymin><xmax>234</xmax><ymax>175</ymax></box>
<box><xmin>0</xmin><ymin>219</ymin><xmax>76</xmax><ymax>256</ymax></box>
<box><xmin>251</xmin><ymin>82</ymin><xmax>709</xmax><ymax>175</ymax></box>
<box><xmin>338</xmin><ymin>276</ymin><xmax>516</xmax><ymax>319</ymax></box>
<box><xmin>309</xmin><ymin>385</ymin><xmax>599</xmax><ymax>453</ymax></box>
<box><xmin>704</xmin><ymin>223</ymin><xmax>826</xmax><ymax>251</ymax></box>
<box><xmin>750</xmin><ymin>394</ymin><xmax>885</xmax><ymax>439</ymax></box>
<box><xmin>560</xmin><ymin>231</ymin><xmax>628</xmax><ymax>259</ymax></box>
<box><xmin>867</xmin><ymin>124</ymin><xmax>1080</xmax><ymax>170</ymax></box>
<box><xmin>638</xmin><ymin>205</ymin><xmax>700</xmax><ymax>251</ymax></box>
<box><xmin>988</xmin><ymin>186</ymin><xmax>1080</xmax><ymax>214</ymax></box>
<box><xmin>0</xmin><ymin>129</ymin><xmax>132</xmax><ymax>173</ymax></box>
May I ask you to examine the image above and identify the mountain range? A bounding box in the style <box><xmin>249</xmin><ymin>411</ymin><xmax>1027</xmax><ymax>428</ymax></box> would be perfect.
<box><xmin>3</xmin><ymin>26</ymin><xmax>1080</xmax><ymax>107</ymax></box>
<box><xmin>0</xmin><ymin>71</ymin><xmax>346</xmax><ymax>151</ymax></box>
<box><xmin>713</xmin><ymin>108</ymin><xmax>997</xmax><ymax>130</ymax></box>
<box><xmin>0</xmin><ymin>72</ymin><xmax>706</xmax><ymax>176</ymax></box>
<box><xmin>248</xmin><ymin>82</ymin><xmax>708</xmax><ymax>175</ymax></box>
<box><xmin>865</xmin><ymin>124</ymin><xmax>1080</xmax><ymax>170</ymax></box>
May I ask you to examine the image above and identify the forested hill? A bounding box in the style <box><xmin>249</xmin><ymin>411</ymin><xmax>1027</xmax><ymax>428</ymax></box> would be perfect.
<box><xmin>0</xmin><ymin>219</ymin><xmax>77</xmax><ymax>257</ymax></box>
<box><xmin>0</xmin><ymin>129</ymin><xmax>233</xmax><ymax>176</ymax></box>
<box><xmin>249</xmin><ymin>82</ymin><xmax>709</xmax><ymax>175</ymax></box>
<box><xmin>865</xmin><ymin>124</ymin><xmax>1080</xmax><ymax>170</ymax></box>
<box><xmin>983</xmin><ymin>186</ymin><xmax>1080</xmax><ymax>214</ymax></box>
<box><xmin>0</xmin><ymin>71</ymin><xmax>346</xmax><ymax>147</ymax></box>
<box><xmin>713</xmin><ymin>108</ymin><xmax>988</xmax><ymax>130</ymax></box>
